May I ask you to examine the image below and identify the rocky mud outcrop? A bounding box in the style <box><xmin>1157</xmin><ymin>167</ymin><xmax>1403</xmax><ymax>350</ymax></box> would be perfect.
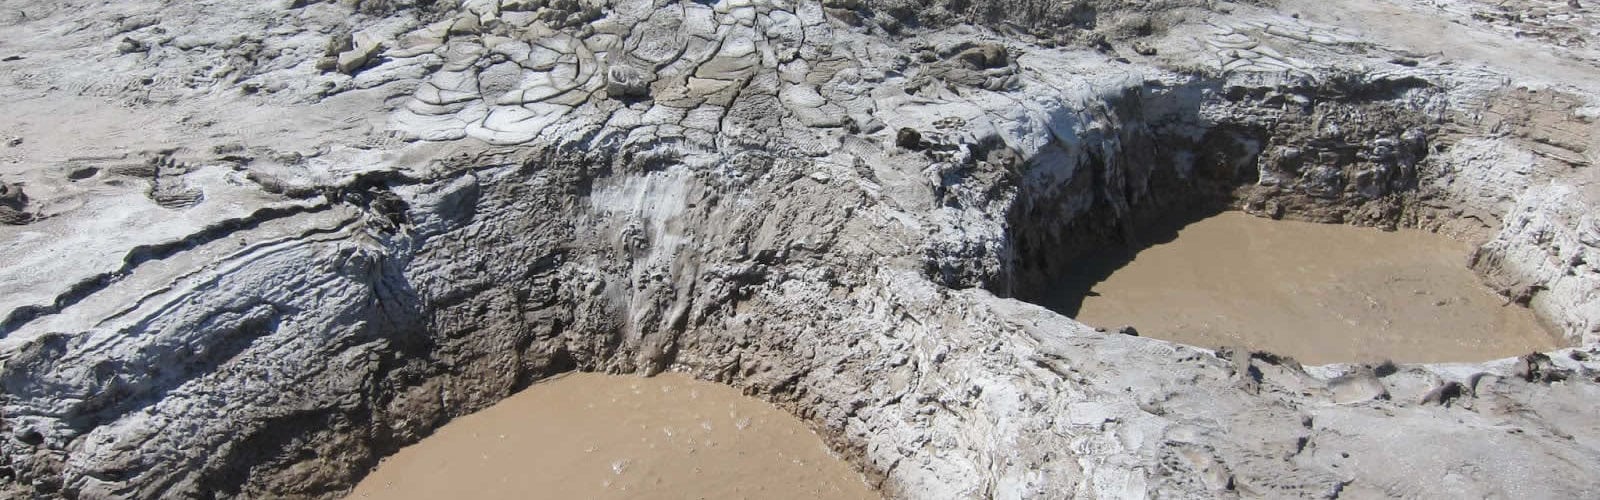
<box><xmin>1</xmin><ymin>0</ymin><xmax>1598</xmax><ymax>498</ymax></box>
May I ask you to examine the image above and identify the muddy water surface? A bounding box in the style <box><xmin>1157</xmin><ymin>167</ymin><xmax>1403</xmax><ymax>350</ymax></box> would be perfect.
<box><xmin>349</xmin><ymin>372</ymin><xmax>877</xmax><ymax>500</ymax></box>
<box><xmin>1056</xmin><ymin>212</ymin><xmax>1561</xmax><ymax>364</ymax></box>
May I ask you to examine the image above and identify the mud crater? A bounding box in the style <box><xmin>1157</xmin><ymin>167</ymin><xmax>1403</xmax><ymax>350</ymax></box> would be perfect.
<box><xmin>992</xmin><ymin>76</ymin><xmax>1564</xmax><ymax>364</ymax></box>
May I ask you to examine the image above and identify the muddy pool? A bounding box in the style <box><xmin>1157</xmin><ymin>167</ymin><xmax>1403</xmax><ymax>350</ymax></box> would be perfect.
<box><xmin>1049</xmin><ymin>212</ymin><xmax>1561</xmax><ymax>364</ymax></box>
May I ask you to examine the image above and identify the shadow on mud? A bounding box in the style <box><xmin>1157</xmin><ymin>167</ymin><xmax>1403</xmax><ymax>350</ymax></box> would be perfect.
<box><xmin>1033</xmin><ymin>201</ymin><xmax>1230</xmax><ymax>318</ymax></box>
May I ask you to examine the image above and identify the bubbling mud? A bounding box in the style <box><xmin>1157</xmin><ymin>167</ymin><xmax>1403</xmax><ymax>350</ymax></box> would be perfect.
<box><xmin>348</xmin><ymin>372</ymin><xmax>878</xmax><ymax>500</ymax></box>
<box><xmin>1050</xmin><ymin>212</ymin><xmax>1563</xmax><ymax>364</ymax></box>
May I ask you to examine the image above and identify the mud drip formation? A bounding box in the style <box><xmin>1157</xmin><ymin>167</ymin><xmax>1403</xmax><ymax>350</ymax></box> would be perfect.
<box><xmin>1</xmin><ymin>0</ymin><xmax>1599</xmax><ymax>498</ymax></box>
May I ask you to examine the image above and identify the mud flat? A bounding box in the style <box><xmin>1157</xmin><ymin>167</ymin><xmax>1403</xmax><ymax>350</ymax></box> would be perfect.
<box><xmin>1053</xmin><ymin>212</ymin><xmax>1563</xmax><ymax>364</ymax></box>
<box><xmin>348</xmin><ymin>373</ymin><xmax>877</xmax><ymax>500</ymax></box>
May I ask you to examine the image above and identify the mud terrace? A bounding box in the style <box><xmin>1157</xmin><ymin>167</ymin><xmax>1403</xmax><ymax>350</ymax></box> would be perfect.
<box><xmin>1</xmin><ymin>0</ymin><xmax>1599</xmax><ymax>498</ymax></box>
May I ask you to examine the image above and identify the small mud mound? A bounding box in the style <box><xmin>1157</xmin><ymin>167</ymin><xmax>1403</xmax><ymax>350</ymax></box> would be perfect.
<box><xmin>0</xmin><ymin>181</ymin><xmax>33</xmax><ymax>224</ymax></box>
<box><xmin>107</xmin><ymin>161</ymin><xmax>158</xmax><ymax>179</ymax></box>
<box><xmin>144</xmin><ymin>156</ymin><xmax>204</xmax><ymax>209</ymax></box>
<box><xmin>150</xmin><ymin>179</ymin><xmax>205</xmax><ymax>209</ymax></box>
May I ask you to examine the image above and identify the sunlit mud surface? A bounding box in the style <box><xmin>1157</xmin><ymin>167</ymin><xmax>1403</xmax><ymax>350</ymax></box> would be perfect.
<box><xmin>349</xmin><ymin>373</ymin><xmax>878</xmax><ymax>500</ymax></box>
<box><xmin>1053</xmin><ymin>212</ymin><xmax>1562</xmax><ymax>364</ymax></box>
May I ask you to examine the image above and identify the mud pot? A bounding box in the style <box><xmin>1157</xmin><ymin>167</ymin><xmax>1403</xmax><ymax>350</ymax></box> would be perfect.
<box><xmin>1047</xmin><ymin>212</ymin><xmax>1564</xmax><ymax>364</ymax></box>
<box><xmin>348</xmin><ymin>372</ymin><xmax>877</xmax><ymax>500</ymax></box>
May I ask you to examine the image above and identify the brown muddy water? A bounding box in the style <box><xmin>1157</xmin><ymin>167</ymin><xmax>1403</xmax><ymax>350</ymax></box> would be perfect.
<box><xmin>1051</xmin><ymin>212</ymin><xmax>1562</xmax><ymax>364</ymax></box>
<box><xmin>348</xmin><ymin>372</ymin><xmax>877</xmax><ymax>500</ymax></box>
